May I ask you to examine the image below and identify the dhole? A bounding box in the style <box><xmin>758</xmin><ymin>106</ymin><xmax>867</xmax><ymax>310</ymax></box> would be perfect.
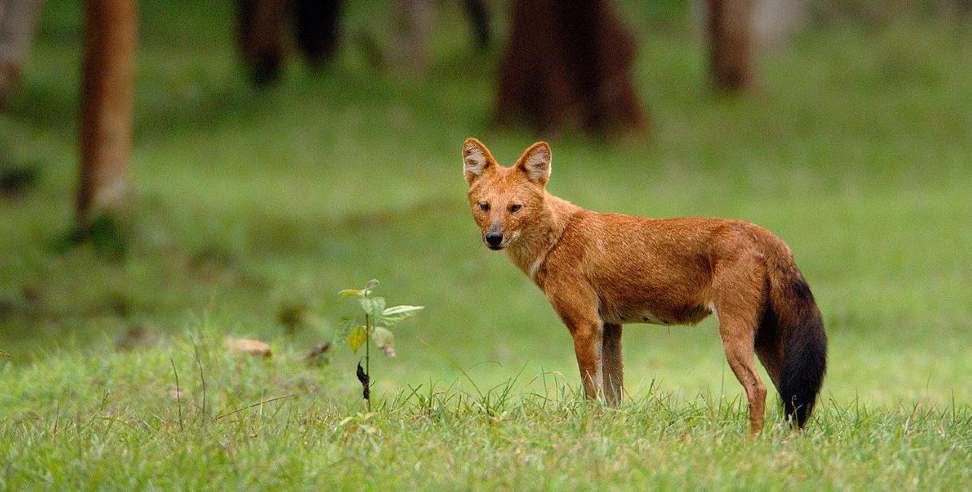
<box><xmin>462</xmin><ymin>138</ymin><xmax>827</xmax><ymax>433</ymax></box>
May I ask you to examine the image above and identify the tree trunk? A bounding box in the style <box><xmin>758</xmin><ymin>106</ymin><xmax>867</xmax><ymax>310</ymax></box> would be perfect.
<box><xmin>463</xmin><ymin>0</ymin><xmax>490</xmax><ymax>50</ymax></box>
<box><xmin>77</xmin><ymin>0</ymin><xmax>136</xmax><ymax>224</ymax></box>
<box><xmin>237</xmin><ymin>0</ymin><xmax>288</xmax><ymax>85</ymax></box>
<box><xmin>496</xmin><ymin>0</ymin><xmax>647</xmax><ymax>136</ymax></box>
<box><xmin>391</xmin><ymin>0</ymin><xmax>433</xmax><ymax>76</ymax></box>
<box><xmin>706</xmin><ymin>0</ymin><xmax>754</xmax><ymax>92</ymax></box>
<box><xmin>293</xmin><ymin>0</ymin><xmax>343</xmax><ymax>67</ymax></box>
<box><xmin>0</xmin><ymin>0</ymin><xmax>45</xmax><ymax>109</ymax></box>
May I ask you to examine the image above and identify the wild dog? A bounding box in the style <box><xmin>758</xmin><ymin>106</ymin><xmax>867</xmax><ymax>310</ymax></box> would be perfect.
<box><xmin>462</xmin><ymin>138</ymin><xmax>827</xmax><ymax>433</ymax></box>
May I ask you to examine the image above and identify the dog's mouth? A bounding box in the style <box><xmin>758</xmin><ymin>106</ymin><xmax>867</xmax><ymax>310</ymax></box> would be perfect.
<box><xmin>486</xmin><ymin>244</ymin><xmax>504</xmax><ymax>251</ymax></box>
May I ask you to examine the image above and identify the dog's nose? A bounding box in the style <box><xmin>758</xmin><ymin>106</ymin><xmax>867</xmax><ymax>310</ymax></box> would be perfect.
<box><xmin>485</xmin><ymin>232</ymin><xmax>503</xmax><ymax>247</ymax></box>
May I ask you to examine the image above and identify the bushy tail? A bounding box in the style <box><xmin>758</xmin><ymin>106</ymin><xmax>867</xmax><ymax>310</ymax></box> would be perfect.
<box><xmin>766</xmin><ymin>253</ymin><xmax>828</xmax><ymax>428</ymax></box>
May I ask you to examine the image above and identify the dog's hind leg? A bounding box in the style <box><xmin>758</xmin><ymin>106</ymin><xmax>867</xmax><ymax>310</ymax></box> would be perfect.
<box><xmin>719</xmin><ymin>314</ymin><xmax>766</xmax><ymax>434</ymax></box>
<box><xmin>712</xmin><ymin>252</ymin><xmax>768</xmax><ymax>434</ymax></box>
<box><xmin>602</xmin><ymin>323</ymin><xmax>623</xmax><ymax>406</ymax></box>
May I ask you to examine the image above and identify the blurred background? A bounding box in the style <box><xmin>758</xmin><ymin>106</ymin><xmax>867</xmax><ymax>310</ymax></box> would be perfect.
<box><xmin>1</xmin><ymin>0</ymin><xmax>970</xmax><ymax>405</ymax></box>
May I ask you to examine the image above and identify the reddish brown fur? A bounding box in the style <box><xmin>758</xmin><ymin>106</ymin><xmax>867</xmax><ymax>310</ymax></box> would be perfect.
<box><xmin>77</xmin><ymin>0</ymin><xmax>136</xmax><ymax>222</ymax></box>
<box><xmin>462</xmin><ymin>138</ymin><xmax>826</xmax><ymax>433</ymax></box>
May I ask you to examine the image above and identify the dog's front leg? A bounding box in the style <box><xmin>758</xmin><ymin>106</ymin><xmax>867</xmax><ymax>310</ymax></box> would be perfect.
<box><xmin>548</xmin><ymin>284</ymin><xmax>604</xmax><ymax>401</ymax></box>
<box><xmin>569</xmin><ymin>319</ymin><xmax>604</xmax><ymax>401</ymax></box>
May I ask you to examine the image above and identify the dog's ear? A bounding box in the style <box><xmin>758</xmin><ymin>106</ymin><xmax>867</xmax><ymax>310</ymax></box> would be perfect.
<box><xmin>515</xmin><ymin>142</ymin><xmax>551</xmax><ymax>186</ymax></box>
<box><xmin>462</xmin><ymin>138</ymin><xmax>496</xmax><ymax>185</ymax></box>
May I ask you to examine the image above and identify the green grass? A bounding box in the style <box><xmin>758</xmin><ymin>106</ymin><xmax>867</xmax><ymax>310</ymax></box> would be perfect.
<box><xmin>2</xmin><ymin>1</ymin><xmax>971</xmax><ymax>489</ymax></box>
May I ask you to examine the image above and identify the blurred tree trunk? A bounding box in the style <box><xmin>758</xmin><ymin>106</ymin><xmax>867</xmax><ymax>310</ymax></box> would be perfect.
<box><xmin>463</xmin><ymin>0</ymin><xmax>490</xmax><ymax>50</ymax></box>
<box><xmin>706</xmin><ymin>0</ymin><xmax>754</xmax><ymax>92</ymax></box>
<box><xmin>238</xmin><ymin>0</ymin><xmax>344</xmax><ymax>83</ymax></box>
<box><xmin>0</xmin><ymin>0</ymin><xmax>44</xmax><ymax>109</ymax></box>
<box><xmin>237</xmin><ymin>0</ymin><xmax>288</xmax><ymax>85</ymax></box>
<box><xmin>294</xmin><ymin>0</ymin><xmax>343</xmax><ymax>67</ymax></box>
<box><xmin>77</xmin><ymin>0</ymin><xmax>136</xmax><ymax>224</ymax></box>
<box><xmin>496</xmin><ymin>0</ymin><xmax>647</xmax><ymax>136</ymax></box>
<box><xmin>391</xmin><ymin>0</ymin><xmax>433</xmax><ymax>75</ymax></box>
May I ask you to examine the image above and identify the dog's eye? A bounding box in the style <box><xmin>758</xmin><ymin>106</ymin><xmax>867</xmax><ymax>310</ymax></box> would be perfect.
<box><xmin>509</xmin><ymin>204</ymin><xmax>522</xmax><ymax>214</ymax></box>
<box><xmin>478</xmin><ymin>202</ymin><xmax>490</xmax><ymax>212</ymax></box>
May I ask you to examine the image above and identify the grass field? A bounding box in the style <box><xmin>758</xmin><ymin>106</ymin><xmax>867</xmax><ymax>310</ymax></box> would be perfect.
<box><xmin>2</xmin><ymin>1</ymin><xmax>971</xmax><ymax>489</ymax></box>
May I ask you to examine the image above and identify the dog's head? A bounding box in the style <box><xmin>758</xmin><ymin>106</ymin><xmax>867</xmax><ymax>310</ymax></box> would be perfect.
<box><xmin>461</xmin><ymin>138</ymin><xmax>551</xmax><ymax>251</ymax></box>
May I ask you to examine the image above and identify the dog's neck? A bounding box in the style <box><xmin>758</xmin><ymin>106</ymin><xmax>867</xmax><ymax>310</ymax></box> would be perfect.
<box><xmin>506</xmin><ymin>192</ymin><xmax>581</xmax><ymax>284</ymax></box>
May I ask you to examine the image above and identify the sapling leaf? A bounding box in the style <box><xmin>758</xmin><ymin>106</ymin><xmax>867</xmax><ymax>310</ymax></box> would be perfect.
<box><xmin>347</xmin><ymin>325</ymin><xmax>367</xmax><ymax>353</ymax></box>
<box><xmin>381</xmin><ymin>305</ymin><xmax>425</xmax><ymax>325</ymax></box>
<box><xmin>361</xmin><ymin>279</ymin><xmax>379</xmax><ymax>298</ymax></box>
<box><xmin>359</xmin><ymin>296</ymin><xmax>385</xmax><ymax>319</ymax></box>
<box><xmin>338</xmin><ymin>289</ymin><xmax>364</xmax><ymax>298</ymax></box>
<box><xmin>373</xmin><ymin>297</ymin><xmax>386</xmax><ymax>317</ymax></box>
<box><xmin>335</xmin><ymin>317</ymin><xmax>357</xmax><ymax>340</ymax></box>
<box><xmin>371</xmin><ymin>326</ymin><xmax>396</xmax><ymax>357</ymax></box>
<box><xmin>358</xmin><ymin>296</ymin><xmax>374</xmax><ymax>314</ymax></box>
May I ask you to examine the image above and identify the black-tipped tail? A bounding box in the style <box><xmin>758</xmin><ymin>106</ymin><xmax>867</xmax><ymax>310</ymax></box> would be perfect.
<box><xmin>776</xmin><ymin>276</ymin><xmax>827</xmax><ymax>427</ymax></box>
